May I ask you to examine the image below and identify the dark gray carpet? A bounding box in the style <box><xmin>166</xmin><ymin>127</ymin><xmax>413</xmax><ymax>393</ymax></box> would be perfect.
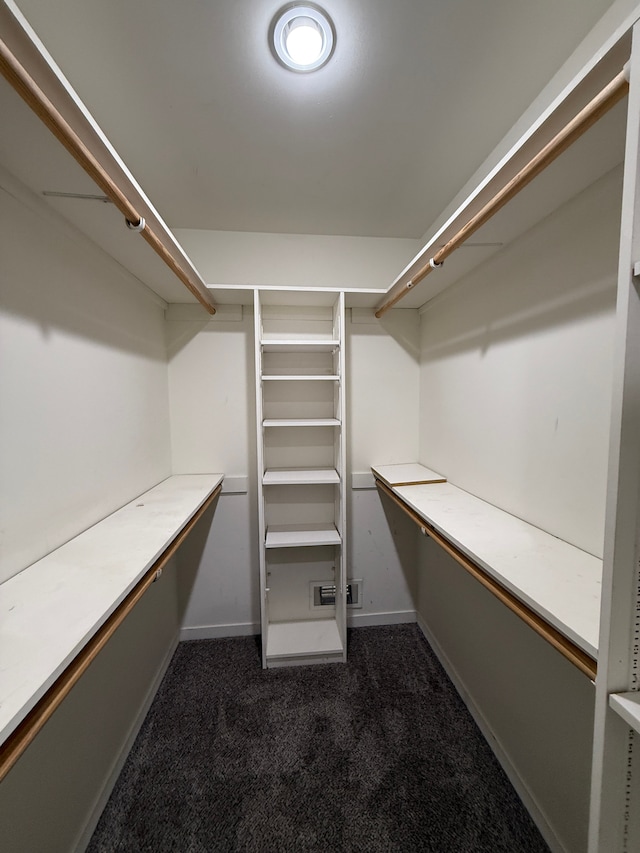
<box><xmin>87</xmin><ymin>624</ymin><xmax>549</xmax><ymax>852</ymax></box>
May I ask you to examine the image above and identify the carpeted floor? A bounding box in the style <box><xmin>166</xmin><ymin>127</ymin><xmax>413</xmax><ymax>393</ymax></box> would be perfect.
<box><xmin>87</xmin><ymin>624</ymin><xmax>550</xmax><ymax>852</ymax></box>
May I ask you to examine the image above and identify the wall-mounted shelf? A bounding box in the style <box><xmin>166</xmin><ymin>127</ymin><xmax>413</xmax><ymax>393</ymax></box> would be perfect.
<box><xmin>0</xmin><ymin>473</ymin><xmax>223</xmax><ymax>780</ymax></box>
<box><xmin>372</xmin><ymin>464</ymin><xmax>600</xmax><ymax>675</ymax></box>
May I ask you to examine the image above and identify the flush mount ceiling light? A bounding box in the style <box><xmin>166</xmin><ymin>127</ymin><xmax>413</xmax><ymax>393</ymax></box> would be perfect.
<box><xmin>271</xmin><ymin>4</ymin><xmax>335</xmax><ymax>72</ymax></box>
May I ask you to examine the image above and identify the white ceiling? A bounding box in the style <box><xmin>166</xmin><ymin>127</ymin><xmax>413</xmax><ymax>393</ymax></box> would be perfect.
<box><xmin>6</xmin><ymin>0</ymin><xmax>618</xmax><ymax>242</ymax></box>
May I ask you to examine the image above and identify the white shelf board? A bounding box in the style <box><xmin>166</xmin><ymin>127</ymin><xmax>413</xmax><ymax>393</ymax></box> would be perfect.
<box><xmin>372</xmin><ymin>462</ymin><xmax>447</xmax><ymax>487</ymax></box>
<box><xmin>265</xmin><ymin>523</ymin><xmax>341</xmax><ymax>548</ymax></box>
<box><xmin>0</xmin><ymin>473</ymin><xmax>224</xmax><ymax>746</ymax></box>
<box><xmin>261</xmin><ymin>339</ymin><xmax>340</xmax><ymax>352</ymax></box>
<box><xmin>610</xmin><ymin>692</ymin><xmax>640</xmax><ymax>734</ymax></box>
<box><xmin>266</xmin><ymin>618</ymin><xmax>343</xmax><ymax>659</ymax></box>
<box><xmin>391</xmin><ymin>481</ymin><xmax>601</xmax><ymax>658</ymax></box>
<box><xmin>262</xmin><ymin>375</ymin><xmax>340</xmax><ymax>381</ymax></box>
<box><xmin>263</xmin><ymin>418</ymin><xmax>340</xmax><ymax>428</ymax></box>
<box><xmin>263</xmin><ymin>468</ymin><xmax>340</xmax><ymax>486</ymax></box>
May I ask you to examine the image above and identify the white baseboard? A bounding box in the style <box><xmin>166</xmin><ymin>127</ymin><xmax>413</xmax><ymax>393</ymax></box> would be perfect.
<box><xmin>180</xmin><ymin>612</ymin><xmax>416</xmax><ymax>641</ymax></box>
<box><xmin>415</xmin><ymin>614</ymin><xmax>566</xmax><ymax>853</ymax></box>
<box><xmin>180</xmin><ymin>621</ymin><xmax>260</xmax><ymax>641</ymax></box>
<box><xmin>74</xmin><ymin>634</ymin><xmax>179</xmax><ymax>853</ymax></box>
<box><xmin>348</xmin><ymin>609</ymin><xmax>416</xmax><ymax>628</ymax></box>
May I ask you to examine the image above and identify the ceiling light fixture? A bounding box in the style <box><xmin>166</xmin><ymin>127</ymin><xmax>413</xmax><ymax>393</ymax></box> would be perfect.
<box><xmin>271</xmin><ymin>4</ymin><xmax>335</xmax><ymax>73</ymax></box>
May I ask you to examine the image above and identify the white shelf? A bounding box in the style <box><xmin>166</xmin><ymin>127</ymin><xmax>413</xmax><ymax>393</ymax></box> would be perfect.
<box><xmin>261</xmin><ymin>339</ymin><xmax>339</xmax><ymax>352</ymax></box>
<box><xmin>263</xmin><ymin>468</ymin><xmax>340</xmax><ymax>485</ymax></box>
<box><xmin>0</xmin><ymin>473</ymin><xmax>224</xmax><ymax>746</ymax></box>
<box><xmin>262</xmin><ymin>374</ymin><xmax>339</xmax><ymax>381</ymax></box>
<box><xmin>266</xmin><ymin>618</ymin><xmax>343</xmax><ymax>659</ymax></box>
<box><xmin>610</xmin><ymin>692</ymin><xmax>640</xmax><ymax>734</ymax></box>
<box><xmin>263</xmin><ymin>418</ymin><xmax>340</xmax><ymax>427</ymax></box>
<box><xmin>372</xmin><ymin>462</ymin><xmax>447</xmax><ymax>487</ymax></box>
<box><xmin>265</xmin><ymin>523</ymin><xmax>342</xmax><ymax>548</ymax></box>
<box><xmin>390</xmin><ymin>481</ymin><xmax>601</xmax><ymax>658</ymax></box>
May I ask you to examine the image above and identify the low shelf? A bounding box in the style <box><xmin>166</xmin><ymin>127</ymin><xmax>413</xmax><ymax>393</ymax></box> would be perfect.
<box><xmin>266</xmin><ymin>619</ymin><xmax>344</xmax><ymax>663</ymax></box>
<box><xmin>372</xmin><ymin>464</ymin><xmax>600</xmax><ymax>678</ymax></box>
<box><xmin>0</xmin><ymin>473</ymin><xmax>223</xmax><ymax>777</ymax></box>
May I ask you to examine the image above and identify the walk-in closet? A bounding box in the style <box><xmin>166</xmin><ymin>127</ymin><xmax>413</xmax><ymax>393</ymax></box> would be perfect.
<box><xmin>2</xmin><ymin>2</ymin><xmax>640</xmax><ymax>851</ymax></box>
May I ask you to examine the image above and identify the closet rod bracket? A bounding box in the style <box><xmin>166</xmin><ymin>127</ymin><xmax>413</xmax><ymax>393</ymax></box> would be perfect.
<box><xmin>126</xmin><ymin>216</ymin><xmax>146</xmax><ymax>232</ymax></box>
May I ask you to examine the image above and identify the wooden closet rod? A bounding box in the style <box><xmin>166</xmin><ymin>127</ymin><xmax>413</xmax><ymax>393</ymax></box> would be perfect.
<box><xmin>375</xmin><ymin>478</ymin><xmax>597</xmax><ymax>679</ymax></box>
<box><xmin>0</xmin><ymin>38</ymin><xmax>216</xmax><ymax>315</ymax></box>
<box><xmin>0</xmin><ymin>483</ymin><xmax>222</xmax><ymax>783</ymax></box>
<box><xmin>375</xmin><ymin>67</ymin><xmax>630</xmax><ymax>318</ymax></box>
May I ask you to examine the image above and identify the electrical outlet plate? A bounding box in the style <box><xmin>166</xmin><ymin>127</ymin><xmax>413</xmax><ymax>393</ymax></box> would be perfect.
<box><xmin>348</xmin><ymin>579</ymin><xmax>363</xmax><ymax>609</ymax></box>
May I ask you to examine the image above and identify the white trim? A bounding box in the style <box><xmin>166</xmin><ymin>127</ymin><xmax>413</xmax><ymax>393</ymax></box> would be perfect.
<box><xmin>179</xmin><ymin>612</ymin><xmax>417</xmax><ymax>638</ymax></box>
<box><xmin>72</xmin><ymin>635</ymin><xmax>179</xmax><ymax>853</ymax></box>
<box><xmin>415</xmin><ymin>614</ymin><xmax>566</xmax><ymax>853</ymax></box>
<box><xmin>179</xmin><ymin>622</ymin><xmax>260</xmax><ymax>641</ymax></box>
<box><xmin>347</xmin><ymin>609</ymin><xmax>416</xmax><ymax>628</ymax></box>
<box><xmin>207</xmin><ymin>283</ymin><xmax>386</xmax><ymax>295</ymax></box>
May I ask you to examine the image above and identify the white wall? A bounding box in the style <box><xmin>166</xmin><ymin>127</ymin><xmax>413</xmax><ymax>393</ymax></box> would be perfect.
<box><xmin>414</xmin><ymin>168</ymin><xmax>622</xmax><ymax>852</ymax></box>
<box><xmin>0</xmin><ymin>168</ymin><xmax>178</xmax><ymax>851</ymax></box>
<box><xmin>419</xmin><ymin>166</ymin><xmax>621</xmax><ymax>557</ymax></box>
<box><xmin>166</xmin><ymin>301</ymin><xmax>421</xmax><ymax>636</ymax></box>
<box><xmin>0</xmin><ymin>167</ymin><xmax>172</xmax><ymax>583</ymax></box>
<box><xmin>0</xmin><ymin>557</ymin><xmax>181</xmax><ymax>853</ymax></box>
<box><xmin>416</xmin><ymin>537</ymin><xmax>595</xmax><ymax>853</ymax></box>
<box><xmin>347</xmin><ymin>308</ymin><xmax>420</xmax><ymax>621</ymax></box>
<box><xmin>166</xmin><ymin>303</ymin><xmax>259</xmax><ymax>637</ymax></box>
<box><xmin>174</xmin><ymin>228</ymin><xmax>419</xmax><ymax>291</ymax></box>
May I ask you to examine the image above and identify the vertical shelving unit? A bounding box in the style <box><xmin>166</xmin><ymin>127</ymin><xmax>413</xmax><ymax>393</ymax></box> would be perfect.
<box><xmin>589</xmin><ymin>22</ymin><xmax>640</xmax><ymax>853</ymax></box>
<box><xmin>254</xmin><ymin>291</ymin><xmax>347</xmax><ymax>668</ymax></box>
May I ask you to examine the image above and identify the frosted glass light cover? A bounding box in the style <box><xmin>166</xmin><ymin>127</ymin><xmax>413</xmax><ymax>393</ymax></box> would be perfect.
<box><xmin>272</xmin><ymin>5</ymin><xmax>335</xmax><ymax>72</ymax></box>
<box><xmin>286</xmin><ymin>19</ymin><xmax>323</xmax><ymax>65</ymax></box>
